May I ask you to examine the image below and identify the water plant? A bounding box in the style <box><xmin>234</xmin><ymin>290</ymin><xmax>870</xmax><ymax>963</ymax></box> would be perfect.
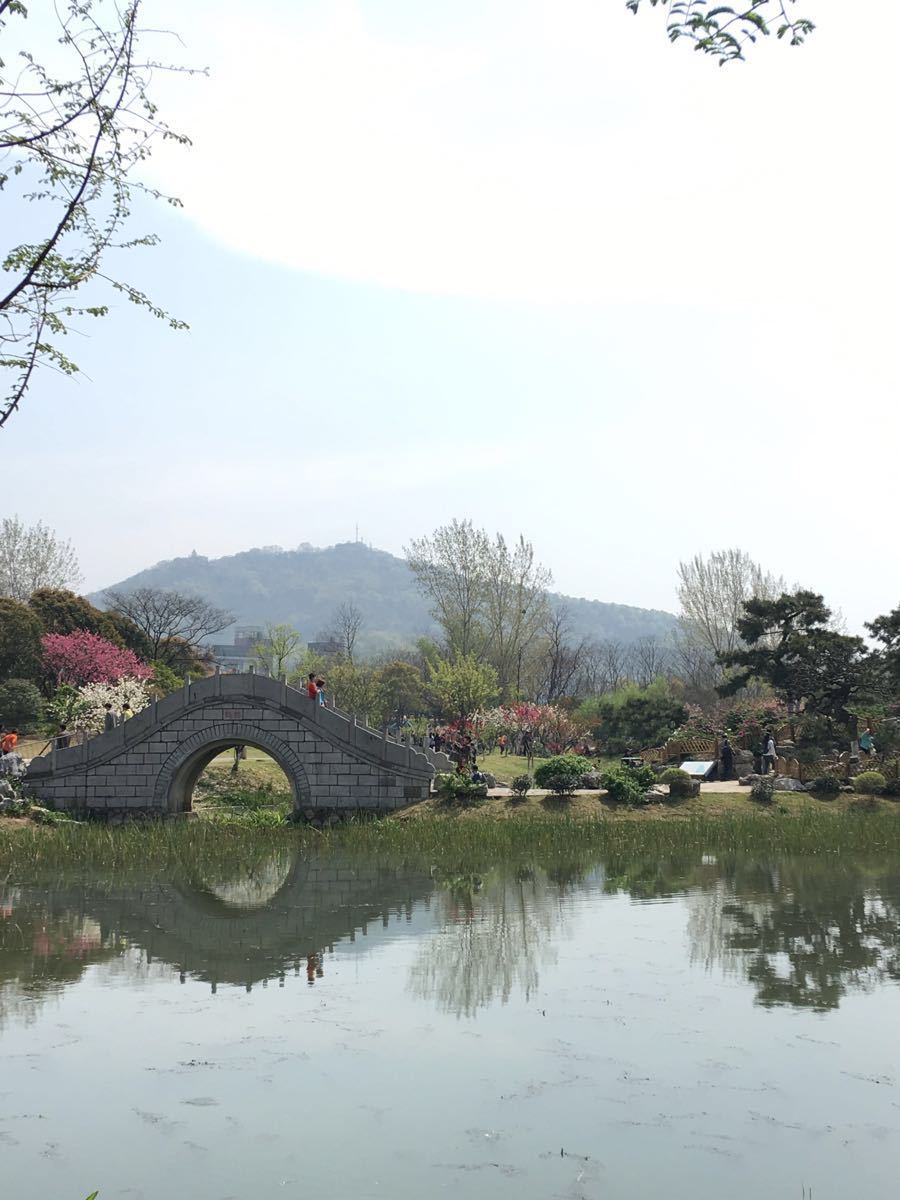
<box><xmin>2</xmin><ymin>800</ymin><xmax>900</xmax><ymax>883</ymax></box>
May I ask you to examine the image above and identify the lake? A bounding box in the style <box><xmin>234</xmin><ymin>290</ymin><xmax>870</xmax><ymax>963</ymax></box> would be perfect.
<box><xmin>2</xmin><ymin>840</ymin><xmax>899</xmax><ymax>1199</ymax></box>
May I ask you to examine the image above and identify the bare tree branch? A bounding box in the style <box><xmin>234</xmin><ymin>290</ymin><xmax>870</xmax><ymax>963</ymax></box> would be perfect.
<box><xmin>103</xmin><ymin>587</ymin><xmax>233</xmax><ymax>664</ymax></box>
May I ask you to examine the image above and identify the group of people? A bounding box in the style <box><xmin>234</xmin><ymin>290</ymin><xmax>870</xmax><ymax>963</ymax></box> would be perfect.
<box><xmin>427</xmin><ymin>729</ymin><xmax>486</xmax><ymax>777</ymax></box>
<box><xmin>718</xmin><ymin>731</ymin><xmax>777</xmax><ymax>780</ymax></box>
<box><xmin>306</xmin><ymin>674</ymin><xmax>328</xmax><ymax>706</ymax></box>
<box><xmin>102</xmin><ymin>701</ymin><xmax>133</xmax><ymax>732</ymax></box>
<box><xmin>719</xmin><ymin>725</ymin><xmax>878</xmax><ymax>781</ymax></box>
<box><xmin>495</xmin><ymin>731</ymin><xmax>536</xmax><ymax>759</ymax></box>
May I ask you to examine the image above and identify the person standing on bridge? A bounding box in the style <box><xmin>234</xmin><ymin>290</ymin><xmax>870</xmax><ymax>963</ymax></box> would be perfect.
<box><xmin>103</xmin><ymin>703</ymin><xmax>116</xmax><ymax>733</ymax></box>
<box><xmin>316</xmin><ymin>678</ymin><xmax>327</xmax><ymax>707</ymax></box>
<box><xmin>307</xmin><ymin>673</ymin><xmax>319</xmax><ymax>702</ymax></box>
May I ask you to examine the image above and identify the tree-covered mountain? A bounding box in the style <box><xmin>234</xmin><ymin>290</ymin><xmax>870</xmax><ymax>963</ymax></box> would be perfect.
<box><xmin>92</xmin><ymin>542</ymin><xmax>677</xmax><ymax>650</ymax></box>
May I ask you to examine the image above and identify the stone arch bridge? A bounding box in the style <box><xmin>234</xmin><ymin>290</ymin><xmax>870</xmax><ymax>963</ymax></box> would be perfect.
<box><xmin>24</xmin><ymin>672</ymin><xmax>449</xmax><ymax>820</ymax></box>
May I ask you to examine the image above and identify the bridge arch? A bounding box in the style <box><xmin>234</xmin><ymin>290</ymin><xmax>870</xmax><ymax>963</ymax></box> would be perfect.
<box><xmin>153</xmin><ymin>723</ymin><xmax>311</xmax><ymax>814</ymax></box>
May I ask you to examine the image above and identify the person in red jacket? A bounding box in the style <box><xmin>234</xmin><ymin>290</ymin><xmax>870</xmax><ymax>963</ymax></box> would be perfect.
<box><xmin>306</xmin><ymin>673</ymin><xmax>319</xmax><ymax>701</ymax></box>
<box><xmin>0</xmin><ymin>729</ymin><xmax>18</xmax><ymax>754</ymax></box>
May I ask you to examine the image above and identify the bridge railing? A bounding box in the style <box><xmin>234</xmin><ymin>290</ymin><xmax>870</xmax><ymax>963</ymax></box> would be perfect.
<box><xmin>26</xmin><ymin>672</ymin><xmax>436</xmax><ymax>780</ymax></box>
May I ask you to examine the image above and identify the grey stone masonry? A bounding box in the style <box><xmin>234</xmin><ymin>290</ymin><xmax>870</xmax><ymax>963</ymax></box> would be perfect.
<box><xmin>23</xmin><ymin>672</ymin><xmax>435</xmax><ymax>819</ymax></box>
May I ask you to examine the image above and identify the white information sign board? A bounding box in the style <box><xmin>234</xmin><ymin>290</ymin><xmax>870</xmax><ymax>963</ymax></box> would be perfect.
<box><xmin>680</xmin><ymin>761</ymin><xmax>715</xmax><ymax>780</ymax></box>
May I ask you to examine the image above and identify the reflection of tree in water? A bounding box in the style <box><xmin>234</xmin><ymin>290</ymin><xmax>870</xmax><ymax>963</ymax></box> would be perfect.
<box><xmin>0</xmin><ymin>887</ymin><xmax>122</xmax><ymax>1028</ymax></box>
<box><xmin>409</xmin><ymin>867</ymin><xmax>577</xmax><ymax>1017</ymax></box>
<box><xmin>686</xmin><ymin>857</ymin><xmax>900</xmax><ymax>1011</ymax></box>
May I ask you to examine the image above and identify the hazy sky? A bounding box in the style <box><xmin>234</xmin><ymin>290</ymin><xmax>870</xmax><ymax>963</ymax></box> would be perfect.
<box><xmin>3</xmin><ymin>0</ymin><xmax>898</xmax><ymax>631</ymax></box>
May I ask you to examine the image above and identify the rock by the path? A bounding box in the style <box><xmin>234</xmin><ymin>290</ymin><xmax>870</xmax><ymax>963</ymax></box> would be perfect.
<box><xmin>772</xmin><ymin>775</ymin><xmax>806</xmax><ymax>792</ymax></box>
<box><xmin>641</xmin><ymin>786</ymin><xmax>668</xmax><ymax>803</ymax></box>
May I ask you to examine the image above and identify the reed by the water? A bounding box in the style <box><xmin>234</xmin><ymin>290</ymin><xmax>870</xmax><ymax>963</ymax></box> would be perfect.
<box><xmin>2</xmin><ymin>804</ymin><xmax>899</xmax><ymax>879</ymax></box>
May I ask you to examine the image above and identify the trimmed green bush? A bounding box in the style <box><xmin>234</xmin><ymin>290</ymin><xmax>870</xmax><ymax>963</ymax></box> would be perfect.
<box><xmin>658</xmin><ymin>767</ymin><xmax>687</xmax><ymax>784</ymax></box>
<box><xmin>883</xmin><ymin>778</ymin><xmax>900</xmax><ymax>798</ymax></box>
<box><xmin>533</xmin><ymin>755</ymin><xmax>592</xmax><ymax>796</ymax></box>
<box><xmin>853</xmin><ymin>771</ymin><xmax>887</xmax><ymax>796</ymax></box>
<box><xmin>510</xmin><ymin>774</ymin><xmax>532</xmax><ymax>798</ymax></box>
<box><xmin>659</xmin><ymin>767</ymin><xmax>694</xmax><ymax>798</ymax></box>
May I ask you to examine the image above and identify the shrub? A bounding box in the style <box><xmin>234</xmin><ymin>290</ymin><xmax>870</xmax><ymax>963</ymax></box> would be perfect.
<box><xmin>510</xmin><ymin>774</ymin><xmax>532</xmax><ymax>798</ymax></box>
<box><xmin>599</xmin><ymin>765</ymin><xmax>648</xmax><ymax>805</ymax></box>
<box><xmin>809</xmin><ymin>773</ymin><xmax>843</xmax><ymax>795</ymax></box>
<box><xmin>434</xmin><ymin>772</ymin><xmax>488</xmax><ymax>804</ymax></box>
<box><xmin>627</xmin><ymin>762</ymin><xmax>658</xmax><ymax>790</ymax></box>
<box><xmin>0</xmin><ymin>678</ymin><xmax>44</xmax><ymax>729</ymax></box>
<box><xmin>750</xmin><ymin>777</ymin><xmax>775</xmax><ymax>804</ymax></box>
<box><xmin>882</xmin><ymin>778</ymin><xmax>900</xmax><ymax>799</ymax></box>
<box><xmin>853</xmin><ymin>770</ymin><xmax>887</xmax><ymax>796</ymax></box>
<box><xmin>533</xmin><ymin>755</ymin><xmax>592</xmax><ymax>796</ymax></box>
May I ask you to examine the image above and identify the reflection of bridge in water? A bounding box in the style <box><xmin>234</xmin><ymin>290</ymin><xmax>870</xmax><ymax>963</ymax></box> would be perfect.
<box><xmin>2</xmin><ymin>851</ymin><xmax>438</xmax><ymax>999</ymax></box>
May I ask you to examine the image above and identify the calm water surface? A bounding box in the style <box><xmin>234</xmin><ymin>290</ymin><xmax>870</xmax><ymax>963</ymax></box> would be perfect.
<box><xmin>2</xmin><ymin>845</ymin><xmax>899</xmax><ymax>1199</ymax></box>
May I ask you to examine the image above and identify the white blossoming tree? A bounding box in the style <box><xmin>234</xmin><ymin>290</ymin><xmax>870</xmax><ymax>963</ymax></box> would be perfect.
<box><xmin>72</xmin><ymin>678</ymin><xmax>151</xmax><ymax>736</ymax></box>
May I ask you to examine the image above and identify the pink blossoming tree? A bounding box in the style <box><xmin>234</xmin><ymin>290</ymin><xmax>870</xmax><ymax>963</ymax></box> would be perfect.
<box><xmin>42</xmin><ymin>631</ymin><xmax>152</xmax><ymax>688</ymax></box>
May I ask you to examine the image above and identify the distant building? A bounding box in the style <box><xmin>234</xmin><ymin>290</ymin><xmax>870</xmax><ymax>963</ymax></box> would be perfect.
<box><xmin>307</xmin><ymin>638</ymin><xmax>341</xmax><ymax>657</ymax></box>
<box><xmin>209</xmin><ymin>626</ymin><xmax>263</xmax><ymax>673</ymax></box>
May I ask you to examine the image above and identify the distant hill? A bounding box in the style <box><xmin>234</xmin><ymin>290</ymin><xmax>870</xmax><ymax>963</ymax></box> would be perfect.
<box><xmin>92</xmin><ymin>542</ymin><xmax>677</xmax><ymax>650</ymax></box>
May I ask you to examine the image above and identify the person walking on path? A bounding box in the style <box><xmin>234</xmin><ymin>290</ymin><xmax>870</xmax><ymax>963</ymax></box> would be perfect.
<box><xmin>103</xmin><ymin>704</ymin><xmax>116</xmax><ymax>733</ymax></box>
<box><xmin>306</xmin><ymin>673</ymin><xmax>319</xmax><ymax>702</ymax></box>
<box><xmin>316</xmin><ymin>678</ymin><xmax>327</xmax><ymax>707</ymax></box>
<box><xmin>859</xmin><ymin>726</ymin><xmax>875</xmax><ymax>757</ymax></box>
<box><xmin>0</xmin><ymin>728</ymin><xmax>18</xmax><ymax>754</ymax></box>
<box><xmin>720</xmin><ymin>737</ymin><xmax>734</xmax><ymax>781</ymax></box>
<box><xmin>763</xmin><ymin>731</ymin><xmax>777</xmax><ymax>775</ymax></box>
